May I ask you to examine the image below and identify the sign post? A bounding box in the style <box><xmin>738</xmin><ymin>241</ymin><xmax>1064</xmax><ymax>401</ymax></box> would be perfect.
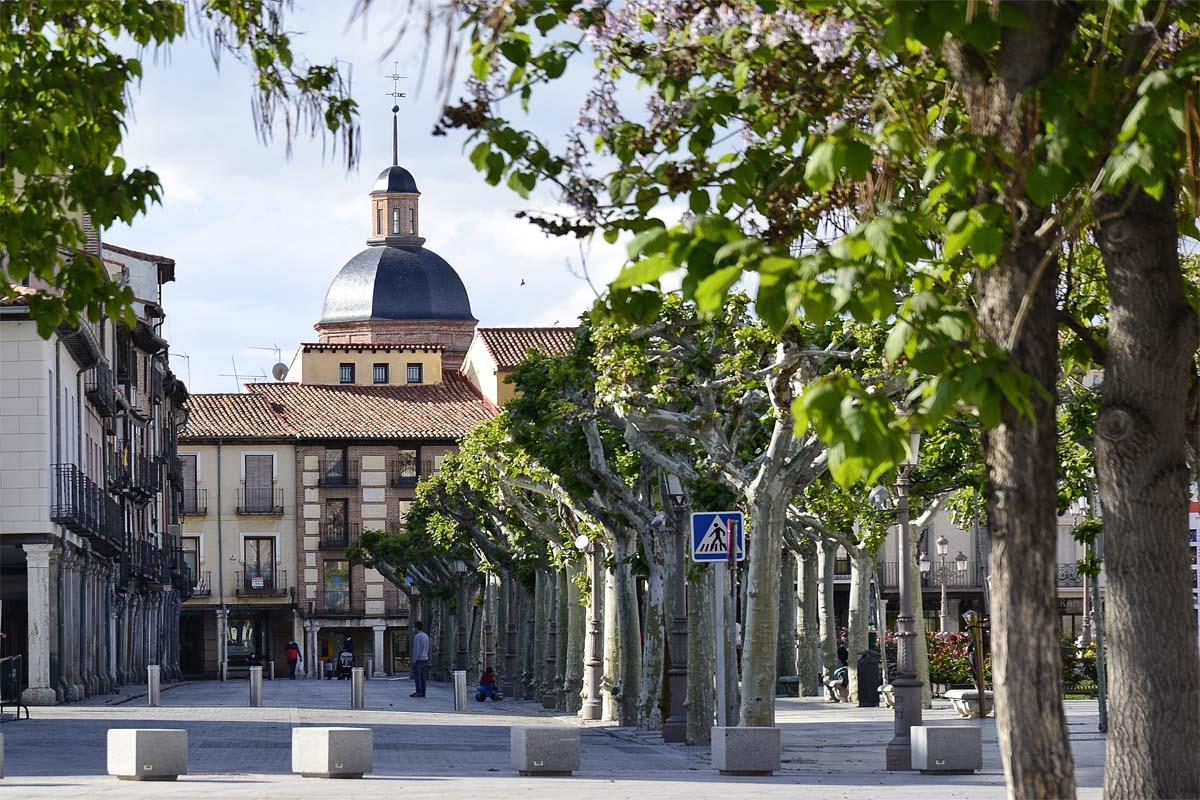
<box><xmin>691</xmin><ymin>511</ymin><xmax>745</xmax><ymax>728</ymax></box>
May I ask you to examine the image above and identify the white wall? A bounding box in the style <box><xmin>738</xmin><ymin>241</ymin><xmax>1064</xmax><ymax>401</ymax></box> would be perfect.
<box><xmin>0</xmin><ymin>320</ymin><xmax>52</xmax><ymax>534</ymax></box>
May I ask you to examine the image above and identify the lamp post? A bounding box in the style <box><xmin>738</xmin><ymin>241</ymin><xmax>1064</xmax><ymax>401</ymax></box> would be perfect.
<box><xmin>663</xmin><ymin>475</ymin><xmax>689</xmax><ymax>744</ymax></box>
<box><xmin>920</xmin><ymin>536</ymin><xmax>969</xmax><ymax>633</ymax></box>
<box><xmin>452</xmin><ymin>560</ymin><xmax>469</xmax><ymax>672</ymax></box>
<box><xmin>875</xmin><ymin>427</ymin><xmax>923</xmax><ymax>771</ymax></box>
<box><xmin>576</xmin><ymin>533</ymin><xmax>604</xmax><ymax>720</ymax></box>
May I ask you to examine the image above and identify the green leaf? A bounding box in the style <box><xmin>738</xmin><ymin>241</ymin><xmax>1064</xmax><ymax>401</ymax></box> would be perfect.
<box><xmin>612</xmin><ymin>254</ymin><xmax>674</xmax><ymax>289</ymax></box>
<box><xmin>693</xmin><ymin>265</ymin><xmax>743</xmax><ymax>311</ymax></box>
<box><xmin>804</xmin><ymin>141</ymin><xmax>838</xmax><ymax>191</ymax></box>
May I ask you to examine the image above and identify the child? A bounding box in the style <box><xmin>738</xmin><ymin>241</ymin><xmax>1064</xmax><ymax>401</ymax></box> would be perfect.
<box><xmin>475</xmin><ymin>667</ymin><xmax>499</xmax><ymax>701</ymax></box>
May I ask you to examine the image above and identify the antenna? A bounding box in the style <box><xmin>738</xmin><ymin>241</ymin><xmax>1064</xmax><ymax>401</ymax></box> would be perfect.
<box><xmin>218</xmin><ymin>356</ymin><xmax>267</xmax><ymax>391</ymax></box>
<box><xmin>249</xmin><ymin>344</ymin><xmax>290</xmax><ymax>382</ymax></box>
<box><xmin>386</xmin><ymin>61</ymin><xmax>406</xmax><ymax>166</ymax></box>
<box><xmin>169</xmin><ymin>352</ymin><xmax>192</xmax><ymax>387</ymax></box>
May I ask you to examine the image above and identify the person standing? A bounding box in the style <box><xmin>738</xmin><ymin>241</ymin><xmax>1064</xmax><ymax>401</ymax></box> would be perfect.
<box><xmin>285</xmin><ymin>640</ymin><xmax>301</xmax><ymax>680</ymax></box>
<box><xmin>410</xmin><ymin>621</ymin><xmax>430</xmax><ymax>698</ymax></box>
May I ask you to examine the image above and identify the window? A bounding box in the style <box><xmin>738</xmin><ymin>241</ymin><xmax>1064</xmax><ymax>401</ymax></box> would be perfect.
<box><xmin>324</xmin><ymin>498</ymin><xmax>349</xmax><ymax>547</ymax></box>
<box><xmin>339</xmin><ymin>363</ymin><xmax>355</xmax><ymax>384</ymax></box>
<box><xmin>409</xmin><ymin>207</ymin><xmax>416</xmax><ymax>234</ymax></box>
<box><xmin>244</xmin><ymin>536</ymin><xmax>275</xmax><ymax>591</ymax></box>
<box><xmin>392</xmin><ymin>207</ymin><xmax>401</xmax><ymax>234</ymax></box>
<box><xmin>180</xmin><ymin>454</ymin><xmax>199</xmax><ymax>513</ymax></box>
<box><xmin>324</xmin><ymin>559</ymin><xmax>350</xmax><ymax>612</ymax></box>
<box><xmin>406</xmin><ymin>363</ymin><xmax>423</xmax><ymax>384</ymax></box>
<box><xmin>243</xmin><ymin>454</ymin><xmax>274</xmax><ymax>512</ymax></box>
<box><xmin>182</xmin><ymin>537</ymin><xmax>200</xmax><ymax>582</ymax></box>
<box><xmin>376</xmin><ymin>206</ymin><xmax>382</xmax><ymax>235</ymax></box>
<box><xmin>373</xmin><ymin>363</ymin><xmax>389</xmax><ymax>384</ymax></box>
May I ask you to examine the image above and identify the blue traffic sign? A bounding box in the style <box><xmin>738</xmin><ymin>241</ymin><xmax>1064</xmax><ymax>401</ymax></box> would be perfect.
<box><xmin>691</xmin><ymin>511</ymin><xmax>745</xmax><ymax>562</ymax></box>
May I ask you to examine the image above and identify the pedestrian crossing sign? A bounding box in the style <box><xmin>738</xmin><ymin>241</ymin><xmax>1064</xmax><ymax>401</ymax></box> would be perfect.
<box><xmin>691</xmin><ymin>511</ymin><xmax>745</xmax><ymax>562</ymax></box>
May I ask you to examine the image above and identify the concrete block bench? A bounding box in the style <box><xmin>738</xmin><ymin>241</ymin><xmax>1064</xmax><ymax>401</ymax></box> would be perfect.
<box><xmin>107</xmin><ymin>729</ymin><xmax>188</xmax><ymax>781</ymax></box>
<box><xmin>711</xmin><ymin>727</ymin><xmax>781</xmax><ymax>776</ymax></box>
<box><xmin>912</xmin><ymin>724</ymin><xmax>982</xmax><ymax>773</ymax></box>
<box><xmin>292</xmin><ymin>727</ymin><xmax>373</xmax><ymax>778</ymax></box>
<box><xmin>776</xmin><ymin>675</ymin><xmax>801</xmax><ymax>697</ymax></box>
<box><xmin>944</xmin><ymin>689</ymin><xmax>993</xmax><ymax>718</ymax></box>
<box><xmin>510</xmin><ymin>726</ymin><xmax>580</xmax><ymax>776</ymax></box>
<box><xmin>879</xmin><ymin>684</ymin><xmax>895</xmax><ymax>708</ymax></box>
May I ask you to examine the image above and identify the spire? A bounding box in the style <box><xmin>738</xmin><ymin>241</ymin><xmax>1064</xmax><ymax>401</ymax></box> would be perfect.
<box><xmin>386</xmin><ymin>63</ymin><xmax>406</xmax><ymax>167</ymax></box>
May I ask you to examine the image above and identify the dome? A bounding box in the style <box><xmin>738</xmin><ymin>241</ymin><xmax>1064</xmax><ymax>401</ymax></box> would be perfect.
<box><xmin>372</xmin><ymin>166</ymin><xmax>420</xmax><ymax>194</ymax></box>
<box><xmin>319</xmin><ymin>244</ymin><xmax>475</xmax><ymax>323</ymax></box>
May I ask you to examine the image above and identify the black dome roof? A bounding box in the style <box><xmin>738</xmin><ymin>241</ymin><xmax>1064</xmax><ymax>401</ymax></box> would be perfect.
<box><xmin>372</xmin><ymin>166</ymin><xmax>420</xmax><ymax>194</ymax></box>
<box><xmin>320</xmin><ymin>245</ymin><xmax>475</xmax><ymax>323</ymax></box>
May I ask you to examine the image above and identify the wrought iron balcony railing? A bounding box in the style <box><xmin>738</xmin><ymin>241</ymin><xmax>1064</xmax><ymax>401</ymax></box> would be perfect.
<box><xmin>237</xmin><ymin>486</ymin><xmax>284</xmax><ymax>515</ymax></box>
<box><xmin>84</xmin><ymin>361</ymin><xmax>117</xmax><ymax>417</ymax></box>
<box><xmin>318</xmin><ymin>521</ymin><xmax>361</xmax><ymax>550</ymax></box>
<box><xmin>312</xmin><ymin>589</ymin><xmax>365</xmax><ymax>616</ymax></box>
<box><xmin>317</xmin><ymin>459</ymin><xmax>360</xmax><ymax>487</ymax></box>
<box><xmin>191</xmin><ymin>571</ymin><xmax>212</xmax><ymax>598</ymax></box>
<box><xmin>389</xmin><ymin>459</ymin><xmax>434</xmax><ymax>488</ymax></box>
<box><xmin>50</xmin><ymin>464</ymin><xmax>105</xmax><ymax>538</ymax></box>
<box><xmin>181</xmin><ymin>488</ymin><xmax>207</xmax><ymax>516</ymax></box>
<box><xmin>234</xmin><ymin>568</ymin><xmax>290</xmax><ymax>598</ymax></box>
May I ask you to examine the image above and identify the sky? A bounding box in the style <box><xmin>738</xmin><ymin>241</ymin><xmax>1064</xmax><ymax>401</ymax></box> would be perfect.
<box><xmin>108</xmin><ymin>2</ymin><xmax>624</xmax><ymax>393</ymax></box>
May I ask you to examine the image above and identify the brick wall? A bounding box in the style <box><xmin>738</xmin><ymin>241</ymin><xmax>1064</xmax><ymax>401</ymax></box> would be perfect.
<box><xmin>313</xmin><ymin>319</ymin><xmax>478</xmax><ymax>370</ymax></box>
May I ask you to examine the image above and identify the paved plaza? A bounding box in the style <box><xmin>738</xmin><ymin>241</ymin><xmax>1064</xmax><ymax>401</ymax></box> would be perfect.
<box><xmin>0</xmin><ymin>678</ymin><xmax>1106</xmax><ymax>799</ymax></box>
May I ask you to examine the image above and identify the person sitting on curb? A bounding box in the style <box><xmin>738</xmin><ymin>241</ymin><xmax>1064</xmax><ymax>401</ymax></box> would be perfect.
<box><xmin>475</xmin><ymin>667</ymin><xmax>500</xmax><ymax>701</ymax></box>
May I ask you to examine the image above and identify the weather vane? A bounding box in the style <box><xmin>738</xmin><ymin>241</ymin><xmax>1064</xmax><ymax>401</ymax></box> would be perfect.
<box><xmin>386</xmin><ymin>61</ymin><xmax>406</xmax><ymax>165</ymax></box>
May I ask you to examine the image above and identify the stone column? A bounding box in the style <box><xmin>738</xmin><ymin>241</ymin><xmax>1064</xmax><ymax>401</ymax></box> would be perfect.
<box><xmin>580</xmin><ymin>545</ymin><xmax>604</xmax><ymax>720</ymax></box>
<box><xmin>80</xmin><ymin>553</ymin><xmax>95</xmax><ymax>695</ymax></box>
<box><xmin>63</xmin><ymin>548</ymin><xmax>84</xmax><ymax>701</ymax></box>
<box><xmin>21</xmin><ymin>543</ymin><xmax>59</xmax><ymax>705</ymax></box>
<box><xmin>372</xmin><ymin>625</ymin><xmax>387</xmax><ymax>677</ymax></box>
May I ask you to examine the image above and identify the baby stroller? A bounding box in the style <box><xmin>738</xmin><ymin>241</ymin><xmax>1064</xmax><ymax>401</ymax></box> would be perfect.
<box><xmin>336</xmin><ymin>637</ymin><xmax>355</xmax><ymax>680</ymax></box>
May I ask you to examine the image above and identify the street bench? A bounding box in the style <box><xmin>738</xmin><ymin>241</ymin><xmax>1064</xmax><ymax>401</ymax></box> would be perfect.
<box><xmin>944</xmin><ymin>689</ymin><xmax>993</xmax><ymax>718</ymax></box>
<box><xmin>776</xmin><ymin>675</ymin><xmax>800</xmax><ymax>697</ymax></box>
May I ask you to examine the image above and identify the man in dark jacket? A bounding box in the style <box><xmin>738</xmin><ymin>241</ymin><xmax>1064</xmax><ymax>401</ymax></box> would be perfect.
<box><xmin>285</xmin><ymin>640</ymin><xmax>302</xmax><ymax>679</ymax></box>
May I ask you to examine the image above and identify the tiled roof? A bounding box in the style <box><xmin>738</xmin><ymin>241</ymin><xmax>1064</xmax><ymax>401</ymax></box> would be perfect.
<box><xmin>181</xmin><ymin>392</ymin><xmax>294</xmax><ymax>441</ymax></box>
<box><xmin>182</xmin><ymin>374</ymin><xmax>496</xmax><ymax>442</ymax></box>
<box><xmin>1</xmin><ymin>284</ymin><xmax>40</xmax><ymax>307</ymax></box>
<box><xmin>300</xmin><ymin>342</ymin><xmax>444</xmax><ymax>352</ymax></box>
<box><xmin>102</xmin><ymin>242</ymin><xmax>175</xmax><ymax>266</ymax></box>
<box><xmin>476</xmin><ymin>327</ymin><xmax>577</xmax><ymax>369</ymax></box>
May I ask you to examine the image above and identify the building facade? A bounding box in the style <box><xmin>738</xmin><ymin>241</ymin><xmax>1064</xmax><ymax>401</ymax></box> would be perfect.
<box><xmin>0</xmin><ymin>237</ymin><xmax>190</xmax><ymax>704</ymax></box>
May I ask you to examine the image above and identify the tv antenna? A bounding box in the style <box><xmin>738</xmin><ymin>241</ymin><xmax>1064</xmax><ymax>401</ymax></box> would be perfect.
<box><xmin>249</xmin><ymin>344</ymin><xmax>291</xmax><ymax>382</ymax></box>
<box><xmin>168</xmin><ymin>352</ymin><xmax>192</xmax><ymax>387</ymax></box>
<box><xmin>218</xmin><ymin>356</ymin><xmax>267</xmax><ymax>391</ymax></box>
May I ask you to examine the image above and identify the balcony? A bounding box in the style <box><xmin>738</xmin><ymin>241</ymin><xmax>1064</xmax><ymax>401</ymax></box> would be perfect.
<box><xmin>130</xmin><ymin>453</ymin><xmax>159</xmax><ymax>497</ymax></box>
<box><xmin>84</xmin><ymin>362</ymin><xmax>117</xmax><ymax>417</ymax></box>
<box><xmin>317</xmin><ymin>459</ymin><xmax>360</xmax><ymax>487</ymax></box>
<box><xmin>237</xmin><ymin>486</ymin><xmax>284</xmax><ymax>516</ymax></box>
<box><xmin>189</xmin><ymin>571</ymin><xmax>212</xmax><ymax>597</ymax></box>
<box><xmin>1056</xmin><ymin>563</ymin><xmax>1085</xmax><ymax>588</ymax></box>
<box><xmin>389</xmin><ymin>458</ymin><xmax>433</xmax><ymax>488</ymax></box>
<box><xmin>151</xmin><ymin>365</ymin><xmax>163</xmax><ymax>405</ymax></box>
<box><xmin>876</xmin><ymin>561</ymin><xmax>986</xmax><ymax>590</ymax></box>
<box><xmin>235</xmin><ymin>568</ymin><xmax>290</xmax><ymax>599</ymax></box>
<box><xmin>312</xmin><ymin>589</ymin><xmax>365</xmax><ymax>616</ymax></box>
<box><xmin>50</xmin><ymin>464</ymin><xmax>120</xmax><ymax>548</ymax></box>
<box><xmin>181</xmin><ymin>488</ymin><xmax>208</xmax><ymax>516</ymax></box>
<box><xmin>318</xmin><ymin>521</ymin><xmax>361</xmax><ymax>550</ymax></box>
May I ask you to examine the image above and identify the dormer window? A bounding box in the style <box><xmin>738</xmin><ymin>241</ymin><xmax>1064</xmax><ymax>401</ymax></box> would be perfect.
<box><xmin>392</xmin><ymin>208</ymin><xmax>401</xmax><ymax>234</ymax></box>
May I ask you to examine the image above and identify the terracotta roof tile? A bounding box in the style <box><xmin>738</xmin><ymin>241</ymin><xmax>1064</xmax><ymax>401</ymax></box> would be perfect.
<box><xmin>1</xmin><ymin>284</ymin><xmax>40</xmax><ymax>307</ymax></box>
<box><xmin>477</xmin><ymin>327</ymin><xmax>577</xmax><ymax>369</ymax></box>
<box><xmin>181</xmin><ymin>392</ymin><xmax>293</xmax><ymax>441</ymax></box>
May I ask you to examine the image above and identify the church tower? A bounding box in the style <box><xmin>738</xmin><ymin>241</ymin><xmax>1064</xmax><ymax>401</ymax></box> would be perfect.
<box><xmin>314</xmin><ymin>93</ymin><xmax>478</xmax><ymax>369</ymax></box>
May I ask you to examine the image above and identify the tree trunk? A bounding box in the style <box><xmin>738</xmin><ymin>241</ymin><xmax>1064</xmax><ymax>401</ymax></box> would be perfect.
<box><xmin>603</xmin><ymin>549</ymin><xmax>620</xmax><ymax>722</ymax></box>
<box><xmin>687</xmin><ymin>566</ymin><xmax>715</xmax><ymax>744</ymax></box>
<box><xmin>522</xmin><ymin>585</ymin><xmax>537</xmax><ymax>699</ymax></box>
<box><xmin>942</xmin><ymin>6</ymin><xmax>1082</xmax><ymax>795</ymax></box>
<box><xmin>722</xmin><ymin>567</ymin><xmax>740</xmax><ymax>726</ymax></box>
<box><xmin>637</xmin><ymin>529</ymin><xmax>667</xmax><ymax>729</ymax></box>
<box><xmin>873</xmin><ymin>569</ymin><xmax>889</xmax><ymax>686</ymax></box>
<box><xmin>612</xmin><ymin>533</ymin><xmax>642</xmax><ymax>726</ymax></box>
<box><xmin>847</xmin><ymin>548</ymin><xmax>871</xmax><ymax>703</ymax></box>
<box><xmin>977</xmin><ymin>210</ymin><xmax>1075</xmax><ymax>799</ymax></box>
<box><xmin>557</xmin><ymin>570</ymin><xmax>570</xmax><ymax>709</ymax></box>
<box><xmin>1095</xmin><ymin>186</ymin><xmax>1200</xmax><ymax>800</ymax></box>
<box><xmin>906</xmin><ymin>536</ymin><xmax>932</xmax><ymax>708</ymax></box>
<box><xmin>818</xmin><ymin>539</ymin><xmax>839</xmax><ymax>692</ymax></box>
<box><xmin>797</xmin><ymin>541</ymin><xmax>820</xmax><ymax>696</ymax></box>
<box><xmin>564</xmin><ymin>563</ymin><xmax>586</xmax><ymax>712</ymax></box>
<box><xmin>738</xmin><ymin>482</ymin><xmax>786</xmax><ymax>726</ymax></box>
<box><xmin>777</xmin><ymin>547</ymin><xmax>798</xmax><ymax>690</ymax></box>
<box><xmin>533</xmin><ymin>570</ymin><xmax>548</xmax><ymax>700</ymax></box>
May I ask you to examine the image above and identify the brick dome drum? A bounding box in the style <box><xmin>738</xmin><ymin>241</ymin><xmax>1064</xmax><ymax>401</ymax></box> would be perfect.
<box><xmin>319</xmin><ymin>244</ymin><xmax>476</xmax><ymax>323</ymax></box>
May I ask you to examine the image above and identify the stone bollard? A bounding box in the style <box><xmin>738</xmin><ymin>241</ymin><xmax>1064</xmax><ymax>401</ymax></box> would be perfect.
<box><xmin>249</xmin><ymin>666</ymin><xmax>264</xmax><ymax>708</ymax></box>
<box><xmin>510</xmin><ymin>727</ymin><xmax>580</xmax><ymax>776</ymax></box>
<box><xmin>453</xmin><ymin>670</ymin><xmax>468</xmax><ymax>711</ymax></box>
<box><xmin>351</xmin><ymin>668</ymin><xmax>365</xmax><ymax>709</ymax></box>
<box><xmin>912</xmin><ymin>724</ymin><xmax>982</xmax><ymax>773</ymax></box>
<box><xmin>268</xmin><ymin>661</ymin><xmax>275</xmax><ymax>681</ymax></box>
<box><xmin>107</xmin><ymin>729</ymin><xmax>187</xmax><ymax>781</ymax></box>
<box><xmin>292</xmin><ymin>727</ymin><xmax>373</xmax><ymax>778</ymax></box>
<box><xmin>220</xmin><ymin>660</ymin><xmax>227</xmax><ymax>682</ymax></box>
<box><xmin>711</xmin><ymin>727</ymin><xmax>781</xmax><ymax>776</ymax></box>
<box><xmin>147</xmin><ymin>665</ymin><xmax>161</xmax><ymax>708</ymax></box>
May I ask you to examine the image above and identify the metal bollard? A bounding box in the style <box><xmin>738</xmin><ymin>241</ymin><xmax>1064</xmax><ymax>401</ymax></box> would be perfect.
<box><xmin>453</xmin><ymin>670</ymin><xmax>468</xmax><ymax>711</ymax></box>
<box><xmin>147</xmin><ymin>664</ymin><xmax>161</xmax><ymax>707</ymax></box>
<box><xmin>220</xmin><ymin>660</ymin><xmax>227</xmax><ymax>682</ymax></box>
<box><xmin>249</xmin><ymin>666</ymin><xmax>264</xmax><ymax>707</ymax></box>
<box><xmin>351</xmin><ymin>667</ymin><xmax>365</xmax><ymax>709</ymax></box>
<box><xmin>268</xmin><ymin>660</ymin><xmax>275</xmax><ymax>681</ymax></box>
<box><xmin>366</xmin><ymin>657</ymin><xmax>373</xmax><ymax>679</ymax></box>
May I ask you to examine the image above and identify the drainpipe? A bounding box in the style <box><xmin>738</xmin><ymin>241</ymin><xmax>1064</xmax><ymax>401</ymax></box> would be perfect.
<box><xmin>216</xmin><ymin>439</ymin><xmax>226</xmax><ymax>677</ymax></box>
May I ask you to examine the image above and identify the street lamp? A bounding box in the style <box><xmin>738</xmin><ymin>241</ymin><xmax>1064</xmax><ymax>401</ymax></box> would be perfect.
<box><xmin>576</xmin><ymin>533</ymin><xmax>604</xmax><ymax>721</ymax></box>
<box><xmin>452</xmin><ymin>560</ymin><xmax>469</xmax><ymax>671</ymax></box>
<box><xmin>878</xmin><ymin>426</ymin><xmax>923</xmax><ymax>771</ymax></box>
<box><xmin>662</xmin><ymin>474</ymin><xmax>689</xmax><ymax>744</ymax></box>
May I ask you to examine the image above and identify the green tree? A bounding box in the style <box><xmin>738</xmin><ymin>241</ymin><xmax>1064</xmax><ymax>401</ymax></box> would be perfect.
<box><xmin>1</xmin><ymin>1</ymin><xmax>358</xmax><ymax>333</ymax></box>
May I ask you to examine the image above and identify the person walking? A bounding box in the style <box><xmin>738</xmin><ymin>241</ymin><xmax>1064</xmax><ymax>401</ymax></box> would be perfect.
<box><xmin>285</xmin><ymin>640</ymin><xmax>301</xmax><ymax>680</ymax></box>
<box><xmin>410</xmin><ymin>621</ymin><xmax>430</xmax><ymax>698</ymax></box>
